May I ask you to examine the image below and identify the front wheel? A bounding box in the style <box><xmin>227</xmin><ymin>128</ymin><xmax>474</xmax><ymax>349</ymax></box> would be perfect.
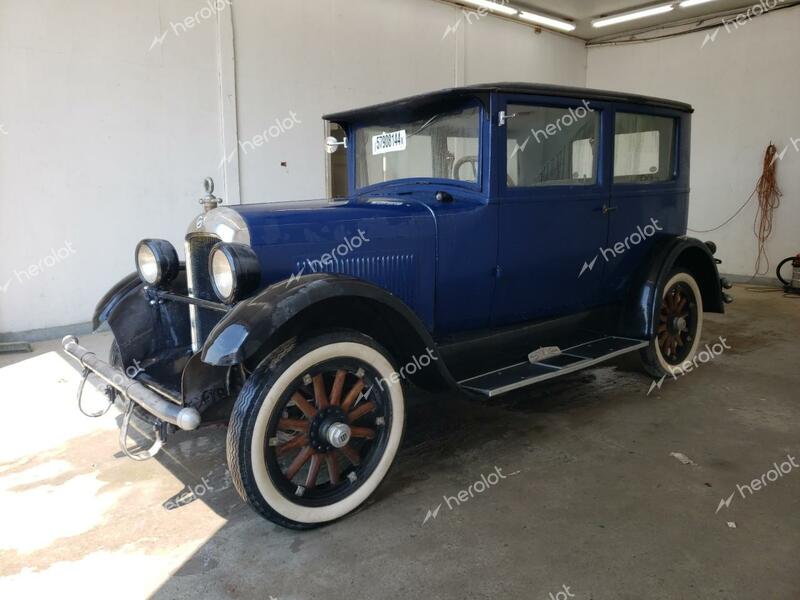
<box><xmin>639</xmin><ymin>269</ymin><xmax>704</xmax><ymax>378</ymax></box>
<box><xmin>227</xmin><ymin>331</ymin><xmax>405</xmax><ymax>529</ymax></box>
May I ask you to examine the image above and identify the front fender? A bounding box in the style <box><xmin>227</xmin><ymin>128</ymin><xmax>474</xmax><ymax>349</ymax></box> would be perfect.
<box><xmin>92</xmin><ymin>272</ymin><xmax>142</xmax><ymax>330</ymax></box>
<box><xmin>201</xmin><ymin>274</ymin><xmax>450</xmax><ymax>382</ymax></box>
<box><xmin>621</xmin><ymin>236</ymin><xmax>724</xmax><ymax>339</ymax></box>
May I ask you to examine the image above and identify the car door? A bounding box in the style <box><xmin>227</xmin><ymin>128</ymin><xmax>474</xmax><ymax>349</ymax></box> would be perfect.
<box><xmin>603</xmin><ymin>107</ymin><xmax>689</xmax><ymax>302</ymax></box>
<box><xmin>491</xmin><ymin>95</ymin><xmax>612</xmax><ymax>327</ymax></box>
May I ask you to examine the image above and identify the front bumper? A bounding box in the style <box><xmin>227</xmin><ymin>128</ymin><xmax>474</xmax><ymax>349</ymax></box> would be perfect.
<box><xmin>62</xmin><ymin>335</ymin><xmax>201</xmax><ymax>431</ymax></box>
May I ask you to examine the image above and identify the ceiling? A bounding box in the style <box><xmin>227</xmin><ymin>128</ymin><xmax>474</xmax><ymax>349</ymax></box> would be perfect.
<box><xmin>453</xmin><ymin>0</ymin><xmax>772</xmax><ymax>40</ymax></box>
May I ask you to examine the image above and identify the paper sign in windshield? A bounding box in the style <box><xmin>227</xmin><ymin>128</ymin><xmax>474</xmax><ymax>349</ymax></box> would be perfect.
<box><xmin>372</xmin><ymin>130</ymin><xmax>407</xmax><ymax>155</ymax></box>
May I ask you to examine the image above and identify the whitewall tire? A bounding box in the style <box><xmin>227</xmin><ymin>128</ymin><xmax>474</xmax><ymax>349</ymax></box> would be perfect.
<box><xmin>227</xmin><ymin>332</ymin><xmax>404</xmax><ymax>529</ymax></box>
<box><xmin>640</xmin><ymin>270</ymin><xmax>704</xmax><ymax>378</ymax></box>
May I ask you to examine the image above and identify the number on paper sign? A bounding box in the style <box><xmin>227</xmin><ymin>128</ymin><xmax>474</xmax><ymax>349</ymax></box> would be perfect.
<box><xmin>372</xmin><ymin>130</ymin><xmax>407</xmax><ymax>155</ymax></box>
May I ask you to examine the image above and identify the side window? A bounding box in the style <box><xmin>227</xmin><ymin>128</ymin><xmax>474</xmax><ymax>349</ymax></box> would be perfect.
<box><xmin>506</xmin><ymin>103</ymin><xmax>599</xmax><ymax>187</ymax></box>
<box><xmin>614</xmin><ymin>113</ymin><xmax>677</xmax><ymax>184</ymax></box>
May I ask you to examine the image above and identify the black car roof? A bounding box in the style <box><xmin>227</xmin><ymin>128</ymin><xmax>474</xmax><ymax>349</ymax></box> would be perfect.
<box><xmin>323</xmin><ymin>82</ymin><xmax>693</xmax><ymax>123</ymax></box>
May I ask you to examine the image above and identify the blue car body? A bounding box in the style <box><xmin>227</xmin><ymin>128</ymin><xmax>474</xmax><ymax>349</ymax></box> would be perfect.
<box><xmin>92</xmin><ymin>83</ymin><xmax>725</xmax><ymax>409</ymax></box>
<box><xmin>230</xmin><ymin>85</ymin><xmax>692</xmax><ymax>330</ymax></box>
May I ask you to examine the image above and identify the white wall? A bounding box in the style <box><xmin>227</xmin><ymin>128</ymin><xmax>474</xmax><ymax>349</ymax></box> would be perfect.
<box><xmin>0</xmin><ymin>0</ymin><xmax>588</xmax><ymax>335</ymax></box>
<box><xmin>587</xmin><ymin>8</ymin><xmax>800</xmax><ymax>278</ymax></box>
<box><xmin>0</xmin><ymin>0</ymin><xmax>226</xmax><ymax>334</ymax></box>
<box><xmin>3</xmin><ymin>0</ymin><xmax>796</xmax><ymax>335</ymax></box>
<box><xmin>231</xmin><ymin>0</ymin><xmax>587</xmax><ymax>203</ymax></box>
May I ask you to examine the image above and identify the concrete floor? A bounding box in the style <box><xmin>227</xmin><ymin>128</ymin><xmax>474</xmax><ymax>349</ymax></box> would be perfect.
<box><xmin>0</xmin><ymin>284</ymin><xmax>798</xmax><ymax>599</ymax></box>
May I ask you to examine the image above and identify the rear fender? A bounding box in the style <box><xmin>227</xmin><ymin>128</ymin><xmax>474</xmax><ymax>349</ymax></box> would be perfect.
<box><xmin>620</xmin><ymin>236</ymin><xmax>724</xmax><ymax>339</ymax></box>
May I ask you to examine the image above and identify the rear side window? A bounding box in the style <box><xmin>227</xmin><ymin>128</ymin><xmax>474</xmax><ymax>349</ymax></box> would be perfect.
<box><xmin>506</xmin><ymin>103</ymin><xmax>600</xmax><ymax>187</ymax></box>
<box><xmin>614</xmin><ymin>113</ymin><xmax>677</xmax><ymax>184</ymax></box>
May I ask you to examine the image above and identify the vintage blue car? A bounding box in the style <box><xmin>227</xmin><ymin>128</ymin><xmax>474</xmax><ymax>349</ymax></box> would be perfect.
<box><xmin>63</xmin><ymin>83</ymin><xmax>731</xmax><ymax>529</ymax></box>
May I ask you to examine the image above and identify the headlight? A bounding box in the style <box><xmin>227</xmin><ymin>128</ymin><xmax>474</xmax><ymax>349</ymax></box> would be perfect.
<box><xmin>211</xmin><ymin>250</ymin><xmax>235</xmax><ymax>300</ymax></box>
<box><xmin>209</xmin><ymin>243</ymin><xmax>261</xmax><ymax>304</ymax></box>
<box><xmin>135</xmin><ymin>239</ymin><xmax>179</xmax><ymax>286</ymax></box>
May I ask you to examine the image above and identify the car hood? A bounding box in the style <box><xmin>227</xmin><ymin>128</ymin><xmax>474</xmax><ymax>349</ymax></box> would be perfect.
<box><xmin>213</xmin><ymin>196</ymin><xmax>438</xmax><ymax>327</ymax></box>
<box><xmin>230</xmin><ymin>196</ymin><xmax>431</xmax><ymax>231</ymax></box>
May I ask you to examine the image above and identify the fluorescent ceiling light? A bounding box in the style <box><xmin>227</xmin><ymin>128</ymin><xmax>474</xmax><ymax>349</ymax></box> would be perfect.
<box><xmin>678</xmin><ymin>0</ymin><xmax>717</xmax><ymax>6</ymax></box>
<box><xmin>592</xmin><ymin>3</ymin><xmax>675</xmax><ymax>28</ymax></box>
<box><xmin>518</xmin><ymin>10</ymin><xmax>576</xmax><ymax>31</ymax></box>
<box><xmin>460</xmin><ymin>0</ymin><xmax>519</xmax><ymax>16</ymax></box>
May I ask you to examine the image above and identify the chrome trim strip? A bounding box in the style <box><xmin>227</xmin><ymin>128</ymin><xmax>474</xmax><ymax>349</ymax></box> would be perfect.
<box><xmin>459</xmin><ymin>337</ymin><xmax>649</xmax><ymax>398</ymax></box>
<box><xmin>185</xmin><ymin>233</ymin><xmax>221</xmax><ymax>353</ymax></box>
<box><xmin>185</xmin><ymin>239</ymin><xmax>201</xmax><ymax>352</ymax></box>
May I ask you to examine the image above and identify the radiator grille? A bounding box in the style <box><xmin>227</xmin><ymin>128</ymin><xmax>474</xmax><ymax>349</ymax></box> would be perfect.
<box><xmin>186</xmin><ymin>234</ymin><xmax>224</xmax><ymax>350</ymax></box>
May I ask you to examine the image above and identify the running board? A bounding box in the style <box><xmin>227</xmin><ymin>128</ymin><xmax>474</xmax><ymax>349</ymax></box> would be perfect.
<box><xmin>459</xmin><ymin>336</ymin><xmax>648</xmax><ymax>398</ymax></box>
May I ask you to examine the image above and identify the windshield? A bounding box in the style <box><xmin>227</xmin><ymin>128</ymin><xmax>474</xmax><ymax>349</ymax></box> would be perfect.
<box><xmin>355</xmin><ymin>105</ymin><xmax>481</xmax><ymax>189</ymax></box>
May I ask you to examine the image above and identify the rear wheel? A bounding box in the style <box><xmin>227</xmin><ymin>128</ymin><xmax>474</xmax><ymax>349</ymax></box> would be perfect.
<box><xmin>227</xmin><ymin>331</ymin><xmax>404</xmax><ymax>529</ymax></box>
<box><xmin>640</xmin><ymin>270</ymin><xmax>703</xmax><ymax>377</ymax></box>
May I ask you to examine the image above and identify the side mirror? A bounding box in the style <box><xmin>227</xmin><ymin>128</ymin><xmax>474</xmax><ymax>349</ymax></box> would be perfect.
<box><xmin>325</xmin><ymin>136</ymin><xmax>347</xmax><ymax>154</ymax></box>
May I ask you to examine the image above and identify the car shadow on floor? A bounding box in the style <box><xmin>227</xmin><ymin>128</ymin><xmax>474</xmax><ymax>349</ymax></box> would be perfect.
<box><xmin>142</xmin><ymin>355</ymin><xmax>642</xmax><ymax>516</ymax></box>
<box><xmin>122</xmin><ymin>314</ymin><xmax>734</xmax><ymax>537</ymax></box>
<box><xmin>137</xmin><ymin>356</ymin><xmax>654</xmax><ymax>598</ymax></box>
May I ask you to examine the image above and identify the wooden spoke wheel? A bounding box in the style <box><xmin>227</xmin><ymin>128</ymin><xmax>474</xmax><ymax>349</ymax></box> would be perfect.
<box><xmin>227</xmin><ymin>332</ymin><xmax>404</xmax><ymax>529</ymax></box>
<box><xmin>640</xmin><ymin>269</ymin><xmax>704</xmax><ymax>377</ymax></box>
<box><xmin>266</xmin><ymin>360</ymin><xmax>388</xmax><ymax>504</ymax></box>
<box><xmin>657</xmin><ymin>280</ymin><xmax>697</xmax><ymax>365</ymax></box>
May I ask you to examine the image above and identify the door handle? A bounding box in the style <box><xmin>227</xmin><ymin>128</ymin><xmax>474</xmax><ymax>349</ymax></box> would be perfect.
<box><xmin>602</xmin><ymin>204</ymin><xmax>618</xmax><ymax>215</ymax></box>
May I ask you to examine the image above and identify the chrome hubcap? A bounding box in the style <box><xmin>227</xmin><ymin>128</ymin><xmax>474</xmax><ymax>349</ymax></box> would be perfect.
<box><xmin>673</xmin><ymin>316</ymin><xmax>688</xmax><ymax>333</ymax></box>
<box><xmin>658</xmin><ymin>283</ymin><xmax>697</xmax><ymax>364</ymax></box>
<box><xmin>323</xmin><ymin>422</ymin><xmax>351</xmax><ymax>448</ymax></box>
